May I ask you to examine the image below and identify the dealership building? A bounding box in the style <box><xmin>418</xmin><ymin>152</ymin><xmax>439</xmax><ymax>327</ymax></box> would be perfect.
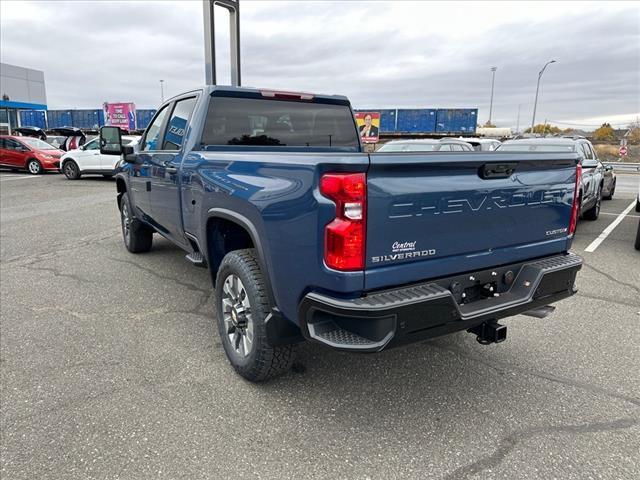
<box><xmin>0</xmin><ymin>62</ymin><xmax>48</xmax><ymax>134</ymax></box>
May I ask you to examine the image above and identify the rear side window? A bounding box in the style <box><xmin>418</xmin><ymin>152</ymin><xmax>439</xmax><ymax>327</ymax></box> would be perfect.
<box><xmin>163</xmin><ymin>97</ymin><xmax>197</xmax><ymax>150</ymax></box>
<box><xmin>201</xmin><ymin>97</ymin><xmax>359</xmax><ymax>148</ymax></box>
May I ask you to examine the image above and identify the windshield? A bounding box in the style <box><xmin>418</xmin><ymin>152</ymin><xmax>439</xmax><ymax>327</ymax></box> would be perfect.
<box><xmin>201</xmin><ymin>97</ymin><xmax>359</xmax><ymax>149</ymax></box>
<box><xmin>19</xmin><ymin>137</ymin><xmax>56</xmax><ymax>150</ymax></box>
<box><xmin>378</xmin><ymin>142</ymin><xmax>438</xmax><ymax>152</ymax></box>
<box><xmin>497</xmin><ymin>143</ymin><xmax>575</xmax><ymax>152</ymax></box>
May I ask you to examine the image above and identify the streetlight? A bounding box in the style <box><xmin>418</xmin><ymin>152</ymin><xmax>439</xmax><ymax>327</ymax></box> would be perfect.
<box><xmin>531</xmin><ymin>59</ymin><xmax>556</xmax><ymax>133</ymax></box>
<box><xmin>159</xmin><ymin>79</ymin><xmax>165</xmax><ymax>103</ymax></box>
<box><xmin>488</xmin><ymin>66</ymin><xmax>497</xmax><ymax>125</ymax></box>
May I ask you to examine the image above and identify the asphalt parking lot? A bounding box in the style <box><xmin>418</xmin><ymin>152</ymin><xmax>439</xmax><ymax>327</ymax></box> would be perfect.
<box><xmin>1</xmin><ymin>171</ymin><xmax>639</xmax><ymax>479</ymax></box>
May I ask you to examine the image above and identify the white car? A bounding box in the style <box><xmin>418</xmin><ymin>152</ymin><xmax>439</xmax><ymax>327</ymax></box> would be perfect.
<box><xmin>462</xmin><ymin>137</ymin><xmax>502</xmax><ymax>151</ymax></box>
<box><xmin>60</xmin><ymin>135</ymin><xmax>140</xmax><ymax>180</ymax></box>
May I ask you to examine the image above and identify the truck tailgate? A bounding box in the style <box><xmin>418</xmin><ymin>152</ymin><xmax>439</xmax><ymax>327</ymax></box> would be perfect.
<box><xmin>365</xmin><ymin>151</ymin><xmax>578</xmax><ymax>290</ymax></box>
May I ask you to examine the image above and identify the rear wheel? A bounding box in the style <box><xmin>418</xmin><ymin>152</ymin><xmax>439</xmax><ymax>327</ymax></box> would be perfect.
<box><xmin>603</xmin><ymin>180</ymin><xmax>615</xmax><ymax>200</ymax></box>
<box><xmin>215</xmin><ymin>249</ymin><xmax>295</xmax><ymax>382</ymax></box>
<box><xmin>582</xmin><ymin>187</ymin><xmax>601</xmax><ymax>221</ymax></box>
<box><xmin>26</xmin><ymin>159</ymin><xmax>42</xmax><ymax>175</ymax></box>
<box><xmin>120</xmin><ymin>194</ymin><xmax>153</xmax><ymax>253</ymax></box>
<box><xmin>635</xmin><ymin>219</ymin><xmax>640</xmax><ymax>251</ymax></box>
<box><xmin>63</xmin><ymin>160</ymin><xmax>81</xmax><ymax>180</ymax></box>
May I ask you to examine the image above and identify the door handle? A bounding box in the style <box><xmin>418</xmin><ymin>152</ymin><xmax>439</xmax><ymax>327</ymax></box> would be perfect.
<box><xmin>165</xmin><ymin>166</ymin><xmax>178</xmax><ymax>174</ymax></box>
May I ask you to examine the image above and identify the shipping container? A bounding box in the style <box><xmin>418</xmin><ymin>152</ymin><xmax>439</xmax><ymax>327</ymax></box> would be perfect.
<box><xmin>435</xmin><ymin>109</ymin><xmax>477</xmax><ymax>134</ymax></box>
<box><xmin>136</xmin><ymin>109</ymin><xmax>157</xmax><ymax>130</ymax></box>
<box><xmin>396</xmin><ymin>109</ymin><xmax>437</xmax><ymax>133</ymax></box>
<box><xmin>19</xmin><ymin>110</ymin><xmax>47</xmax><ymax>129</ymax></box>
<box><xmin>47</xmin><ymin>110</ymin><xmax>73</xmax><ymax>129</ymax></box>
<box><xmin>71</xmin><ymin>109</ymin><xmax>104</xmax><ymax>129</ymax></box>
<box><xmin>378</xmin><ymin>109</ymin><xmax>397</xmax><ymax>132</ymax></box>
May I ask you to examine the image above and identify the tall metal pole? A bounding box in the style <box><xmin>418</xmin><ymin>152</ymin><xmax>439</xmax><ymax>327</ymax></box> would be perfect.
<box><xmin>488</xmin><ymin>66</ymin><xmax>497</xmax><ymax>125</ymax></box>
<box><xmin>203</xmin><ymin>0</ymin><xmax>241</xmax><ymax>86</ymax></box>
<box><xmin>531</xmin><ymin>59</ymin><xmax>556</xmax><ymax>132</ymax></box>
<box><xmin>159</xmin><ymin>79</ymin><xmax>164</xmax><ymax>103</ymax></box>
<box><xmin>516</xmin><ymin>104</ymin><xmax>521</xmax><ymax>135</ymax></box>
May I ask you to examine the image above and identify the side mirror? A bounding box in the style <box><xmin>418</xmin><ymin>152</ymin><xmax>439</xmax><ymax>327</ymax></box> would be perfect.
<box><xmin>100</xmin><ymin>126</ymin><xmax>123</xmax><ymax>155</ymax></box>
<box><xmin>605</xmin><ymin>165</ymin><xmax>614</xmax><ymax>172</ymax></box>
<box><xmin>122</xmin><ymin>145</ymin><xmax>137</xmax><ymax>163</ymax></box>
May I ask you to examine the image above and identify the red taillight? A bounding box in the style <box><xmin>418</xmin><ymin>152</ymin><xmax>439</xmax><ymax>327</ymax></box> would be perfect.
<box><xmin>569</xmin><ymin>164</ymin><xmax>581</xmax><ymax>235</ymax></box>
<box><xmin>320</xmin><ymin>173</ymin><xmax>366</xmax><ymax>271</ymax></box>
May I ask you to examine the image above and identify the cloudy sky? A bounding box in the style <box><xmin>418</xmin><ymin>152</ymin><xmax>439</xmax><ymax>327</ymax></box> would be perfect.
<box><xmin>1</xmin><ymin>0</ymin><xmax>639</xmax><ymax>129</ymax></box>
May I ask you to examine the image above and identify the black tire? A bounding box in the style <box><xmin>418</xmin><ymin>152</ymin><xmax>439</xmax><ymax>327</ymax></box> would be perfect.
<box><xmin>215</xmin><ymin>249</ymin><xmax>295</xmax><ymax>382</ymax></box>
<box><xmin>582</xmin><ymin>187</ymin><xmax>601</xmax><ymax>221</ymax></box>
<box><xmin>119</xmin><ymin>194</ymin><xmax>153</xmax><ymax>253</ymax></box>
<box><xmin>26</xmin><ymin>158</ymin><xmax>42</xmax><ymax>175</ymax></box>
<box><xmin>635</xmin><ymin>219</ymin><xmax>640</xmax><ymax>251</ymax></box>
<box><xmin>62</xmin><ymin>160</ymin><xmax>81</xmax><ymax>180</ymax></box>
<box><xmin>603</xmin><ymin>180</ymin><xmax>615</xmax><ymax>200</ymax></box>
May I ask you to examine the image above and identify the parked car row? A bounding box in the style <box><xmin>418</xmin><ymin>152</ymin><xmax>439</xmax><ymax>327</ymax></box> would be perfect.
<box><xmin>0</xmin><ymin>133</ymin><xmax>140</xmax><ymax>178</ymax></box>
<box><xmin>497</xmin><ymin>137</ymin><xmax>617</xmax><ymax>220</ymax></box>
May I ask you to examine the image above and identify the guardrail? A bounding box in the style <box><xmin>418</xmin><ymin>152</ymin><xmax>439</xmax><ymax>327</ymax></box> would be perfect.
<box><xmin>603</xmin><ymin>162</ymin><xmax>640</xmax><ymax>173</ymax></box>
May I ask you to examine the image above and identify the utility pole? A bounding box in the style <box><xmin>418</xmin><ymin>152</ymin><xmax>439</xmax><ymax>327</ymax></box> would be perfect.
<box><xmin>159</xmin><ymin>79</ymin><xmax>164</xmax><ymax>103</ymax></box>
<box><xmin>515</xmin><ymin>104</ymin><xmax>521</xmax><ymax>135</ymax></box>
<box><xmin>203</xmin><ymin>0</ymin><xmax>241</xmax><ymax>86</ymax></box>
<box><xmin>531</xmin><ymin>59</ymin><xmax>556</xmax><ymax>132</ymax></box>
<box><xmin>488</xmin><ymin>66</ymin><xmax>497</xmax><ymax>125</ymax></box>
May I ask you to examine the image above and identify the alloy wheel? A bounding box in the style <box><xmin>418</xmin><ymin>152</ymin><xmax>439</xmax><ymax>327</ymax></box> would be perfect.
<box><xmin>221</xmin><ymin>274</ymin><xmax>254</xmax><ymax>358</ymax></box>
<box><xmin>121</xmin><ymin>202</ymin><xmax>131</xmax><ymax>245</ymax></box>
<box><xmin>28</xmin><ymin>161</ymin><xmax>40</xmax><ymax>174</ymax></box>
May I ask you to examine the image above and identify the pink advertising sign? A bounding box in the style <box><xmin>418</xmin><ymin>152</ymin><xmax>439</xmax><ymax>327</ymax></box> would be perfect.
<box><xmin>103</xmin><ymin>102</ymin><xmax>136</xmax><ymax>130</ymax></box>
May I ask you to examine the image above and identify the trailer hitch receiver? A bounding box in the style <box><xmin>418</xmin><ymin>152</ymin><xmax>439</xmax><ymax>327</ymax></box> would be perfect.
<box><xmin>468</xmin><ymin>322</ymin><xmax>507</xmax><ymax>345</ymax></box>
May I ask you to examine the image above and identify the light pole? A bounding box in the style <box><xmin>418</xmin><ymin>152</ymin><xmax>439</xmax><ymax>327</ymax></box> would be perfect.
<box><xmin>159</xmin><ymin>79</ymin><xmax>165</xmax><ymax>103</ymax></box>
<box><xmin>488</xmin><ymin>66</ymin><xmax>497</xmax><ymax>125</ymax></box>
<box><xmin>531</xmin><ymin>59</ymin><xmax>556</xmax><ymax>133</ymax></box>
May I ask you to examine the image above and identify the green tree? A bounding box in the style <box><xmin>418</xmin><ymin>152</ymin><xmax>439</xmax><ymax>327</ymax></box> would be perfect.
<box><xmin>592</xmin><ymin>123</ymin><xmax>615</xmax><ymax>142</ymax></box>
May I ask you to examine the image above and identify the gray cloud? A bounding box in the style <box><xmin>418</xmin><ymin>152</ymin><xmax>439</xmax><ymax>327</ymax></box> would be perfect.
<box><xmin>1</xmin><ymin>1</ymin><xmax>638</xmax><ymax>129</ymax></box>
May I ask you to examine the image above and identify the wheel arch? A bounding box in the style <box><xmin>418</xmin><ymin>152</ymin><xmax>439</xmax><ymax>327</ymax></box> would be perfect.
<box><xmin>204</xmin><ymin>208</ymin><xmax>276</xmax><ymax>307</ymax></box>
<box><xmin>115</xmin><ymin>175</ymin><xmax>127</xmax><ymax>208</ymax></box>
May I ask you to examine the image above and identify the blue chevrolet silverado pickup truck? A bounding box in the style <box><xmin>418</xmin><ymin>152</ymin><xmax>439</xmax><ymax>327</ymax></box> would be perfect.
<box><xmin>100</xmin><ymin>86</ymin><xmax>583</xmax><ymax>381</ymax></box>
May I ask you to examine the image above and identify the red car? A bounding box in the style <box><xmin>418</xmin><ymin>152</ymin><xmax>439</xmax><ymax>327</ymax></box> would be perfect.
<box><xmin>0</xmin><ymin>135</ymin><xmax>64</xmax><ymax>174</ymax></box>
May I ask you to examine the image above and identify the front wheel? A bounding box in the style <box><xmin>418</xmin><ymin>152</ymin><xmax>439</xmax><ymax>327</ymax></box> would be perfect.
<box><xmin>120</xmin><ymin>194</ymin><xmax>153</xmax><ymax>253</ymax></box>
<box><xmin>635</xmin><ymin>219</ymin><xmax>640</xmax><ymax>251</ymax></box>
<box><xmin>26</xmin><ymin>159</ymin><xmax>42</xmax><ymax>175</ymax></box>
<box><xmin>63</xmin><ymin>160</ymin><xmax>81</xmax><ymax>180</ymax></box>
<box><xmin>582</xmin><ymin>188</ymin><xmax>601</xmax><ymax>221</ymax></box>
<box><xmin>603</xmin><ymin>180</ymin><xmax>615</xmax><ymax>200</ymax></box>
<box><xmin>215</xmin><ymin>249</ymin><xmax>295</xmax><ymax>382</ymax></box>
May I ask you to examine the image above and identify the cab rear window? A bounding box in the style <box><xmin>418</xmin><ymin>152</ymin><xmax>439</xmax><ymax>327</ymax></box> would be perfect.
<box><xmin>201</xmin><ymin>97</ymin><xmax>359</xmax><ymax>149</ymax></box>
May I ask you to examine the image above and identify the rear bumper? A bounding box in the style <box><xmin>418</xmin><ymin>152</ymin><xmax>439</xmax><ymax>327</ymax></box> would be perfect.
<box><xmin>299</xmin><ymin>253</ymin><xmax>582</xmax><ymax>352</ymax></box>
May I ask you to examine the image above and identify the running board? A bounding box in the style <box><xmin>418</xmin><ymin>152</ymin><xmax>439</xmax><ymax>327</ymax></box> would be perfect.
<box><xmin>185</xmin><ymin>252</ymin><xmax>207</xmax><ymax>268</ymax></box>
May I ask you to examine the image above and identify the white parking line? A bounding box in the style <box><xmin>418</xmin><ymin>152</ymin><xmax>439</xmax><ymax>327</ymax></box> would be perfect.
<box><xmin>584</xmin><ymin>200</ymin><xmax>637</xmax><ymax>253</ymax></box>
<box><xmin>0</xmin><ymin>176</ymin><xmax>42</xmax><ymax>182</ymax></box>
<box><xmin>599</xmin><ymin>211</ymin><xmax>639</xmax><ymax>218</ymax></box>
